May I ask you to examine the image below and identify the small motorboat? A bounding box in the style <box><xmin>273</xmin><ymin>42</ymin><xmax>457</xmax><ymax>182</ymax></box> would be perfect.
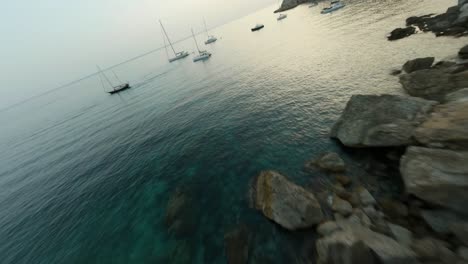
<box><xmin>193</xmin><ymin>50</ymin><xmax>212</xmax><ymax>62</ymax></box>
<box><xmin>251</xmin><ymin>24</ymin><xmax>264</xmax><ymax>31</ymax></box>
<box><xmin>277</xmin><ymin>14</ymin><xmax>287</xmax><ymax>21</ymax></box>
<box><xmin>321</xmin><ymin>1</ymin><xmax>345</xmax><ymax>14</ymax></box>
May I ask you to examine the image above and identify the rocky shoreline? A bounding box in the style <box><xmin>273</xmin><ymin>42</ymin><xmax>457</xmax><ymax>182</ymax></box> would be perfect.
<box><xmin>163</xmin><ymin>45</ymin><xmax>468</xmax><ymax>263</ymax></box>
<box><xmin>389</xmin><ymin>0</ymin><xmax>468</xmax><ymax>40</ymax></box>
<box><xmin>243</xmin><ymin>45</ymin><xmax>468</xmax><ymax>264</ymax></box>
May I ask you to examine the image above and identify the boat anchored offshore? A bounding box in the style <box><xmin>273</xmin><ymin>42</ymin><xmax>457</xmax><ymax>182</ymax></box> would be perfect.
<box><xmin>97</xmin><ymin>66</ymin><xmax>131</xmax><ymax>95</ymax></box>
<box><xmin>321</xmin><ymin>1</ymin><xmax>345</xmax><ymax>14</ymax></box>
<box><xmin>191</xmin><ymin>29</ymin><xmax>212</xmax><ymax>62</ymax></box>
<box><xmin>277</xmin><ymin>14</ymin><xmax>287</xmax><ymax>21</ymax></box>
<box><xmin>251</xmin><ymin>24</ymin><xmax>264</xmax><ymax>31</ymax></box>
<box><xmin>203</xmin><ymin>19</ymin><xmax>217</xmax><ymax>45</ymax></box>
<box><xmin>159</xmin><ymin>20</ymin><xmax>190</xmax><ymax>62</ymax></box>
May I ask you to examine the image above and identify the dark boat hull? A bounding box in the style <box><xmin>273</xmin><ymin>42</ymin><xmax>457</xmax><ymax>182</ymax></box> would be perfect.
<box><xmin>108</xmin><ymin>83</ymin><xmax>131</xmax><ymax>94</ymax></box>
<box><xmin>251</xmin><ymin>25</ymin><xmax>264</xmax><ymax>31</ymax></box>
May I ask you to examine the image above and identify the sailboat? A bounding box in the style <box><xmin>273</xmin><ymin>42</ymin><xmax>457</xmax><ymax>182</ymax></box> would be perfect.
<box><xmin>97</xmin><ymin>66</ymin><xmax>131</xmax><ymax>94</ymax></box>
<box><xmin>191</xmin><ymin>29</ymin><xmax>211</xmax><ymax>62</ymax></box>
<box><xmin>159</xmin><ymin>20</ymin><xmax>189</xmax><ymax>63</ymax></box>
<box><xmin>203</xmin><ymin>19</ymin><xmax>217</xmax><ymax>45</ymax></box>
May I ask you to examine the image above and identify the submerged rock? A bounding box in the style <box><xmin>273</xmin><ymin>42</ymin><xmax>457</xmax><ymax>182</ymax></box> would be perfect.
<box><xmin>330</xmin><ymin>94</ymin><xmax>437</xmax><ymax>147</ymax></box>
<box><xmin>165</xmin><ymin>188</ymin><xmax>198</xmax><ymax>237</ymax></box>
<box><xmin>252</xmin><ymin>171</ymin><xmax>323</xmax><ymax>230</ymax></box>
<box><xmin>414</xmin><ymin>100</ymin><xmax>468</xmax><ymax>149</ymax></box>
<box><xmin>224</xmin><ymin>225</ymin><xmax>250</xmax><ymax>264</ymax></box>
<box><xmin>388</xmin><ymin>27</ymin><xmax>416</xmax><ymax>41</ymax></box>
<box><xmin>400</xmin><ymin>69</ymin><xmax>468</xmax><ymax>101</ymax></box>
<box><xmin>400</xmin><ymin>147</ymin><xmax>468</xmax><ymax>215</ymax></box>
<box><xmin>307</xmin><ymin>152</ymin><xmax>346</xmax><ymax>172</ymax></box>
<box><xmin>402</xmin><ymin>57</ymin><xmax>435</xmax><ymax>73</ymax></box>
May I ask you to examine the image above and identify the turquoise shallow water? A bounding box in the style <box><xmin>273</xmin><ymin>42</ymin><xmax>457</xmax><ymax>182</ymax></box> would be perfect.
<box><xmin>0</xmin><ymin>0</ymin><xmax>465</xmax><ymax>263</ymax></box>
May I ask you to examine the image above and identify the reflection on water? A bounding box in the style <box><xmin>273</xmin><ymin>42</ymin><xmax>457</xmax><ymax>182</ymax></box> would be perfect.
<box><xmin>0</xmin><ymin>0</ymin><xmax>463</xmax><ymax>263</ymax></box>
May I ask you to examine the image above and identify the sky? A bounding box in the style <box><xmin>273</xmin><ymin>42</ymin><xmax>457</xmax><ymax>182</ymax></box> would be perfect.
<box><xmin>0</xmin><ymin>0</ymin><xmax>276</xmax><ymax>109</ymax></box>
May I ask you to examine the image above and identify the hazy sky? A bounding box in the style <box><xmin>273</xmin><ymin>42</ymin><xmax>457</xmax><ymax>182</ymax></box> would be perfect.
<box><xmin>0</xmin><ymin>0</ymin><xmax>276</xmax><ymax>109</ymax></box>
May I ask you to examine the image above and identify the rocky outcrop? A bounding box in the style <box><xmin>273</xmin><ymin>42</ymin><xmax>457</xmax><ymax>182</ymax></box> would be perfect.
<box><xmin>306</xmin><ymin>152</ymin><xmax>346</xmax><ymax>172</ymax></box>
<box><xmin>413</xmin><ymin>100</ymin><xmax>468</xmax><ymax>149</ymax></box>
<box><xmin>399</xmin><ymin>69</ymin><xmax>468</xmax><ymax>101</ymax></box>
<box><xmin>274</xmin><ymin>0</ymin><xmax>309</xmax><ymax>13</ymax></box>
<box><xmin>400</xmin><ymin>147</ymin><xmax>468</xmax><ymax>215</ymax></box>
<box><xmin>388</xmin><ymin>27</ymin><xmax>416</xmax><ymax>41</ymax></box>
<box><xmin>390</xmin><ymin>4</ymin><xmax>468</xmax><ymax>40</ymax></box>
<box><xmin>330</xmin><ymin>94</ymin><xmax>437</xmax><ymax>147</ymax></box>
<box><xmin>402</xmin><ymin>57</ymin><xmax>435</xmax><ymax>73</ymax></box>
<box><xmin>316</xmin><ymin>226</ymin><xmax>418</xmax><ymax>264</ymax></box>
<box><xmin>252</xmin><ymin>171</ymin><xmax>323</xmax><ymax>230</ymax></box>
<box><xmin>460</xmin><ymin>44</ymin><xmax>468</xmax><ymax>59</ymax></box>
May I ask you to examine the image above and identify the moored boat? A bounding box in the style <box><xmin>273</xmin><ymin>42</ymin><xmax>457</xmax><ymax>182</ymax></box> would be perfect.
<box><xmin>251</xmin><ymin>24</ymin><xmax>264</xmax><ymax>31</ymax></box>
<box><xmin>191</xmin><ymin>29</ymin><xmax>212</xmax><ymax>62</ymax></box>
<box><xmin>277</xmin><ymin>14</ymin><xmax>287</xmax><ymax>21</ymax></box>
<box><xmin>160</xmin><ymin>20</ymin><xmax>190</xmax><ymax>63</ymax></box>
<box><xmin>321</xmin><ymin>1</ymin><xmax>345</xmax><ymax>14</ymax></box>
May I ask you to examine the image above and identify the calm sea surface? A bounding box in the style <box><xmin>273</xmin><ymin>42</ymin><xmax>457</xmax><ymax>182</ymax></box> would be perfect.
<box><xmin>0</xmin><ymin>0</ymin><xmax>465</xmax><ymax>263</ymax></box>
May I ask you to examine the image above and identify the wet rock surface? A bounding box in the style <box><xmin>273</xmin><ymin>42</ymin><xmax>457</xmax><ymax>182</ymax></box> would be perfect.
<box><xmin>400</xmin><ymin>147</ymin><xmax>468</xmax><ymax>215</ymax></box>
<box><xmin>330</xmin><ymin>94</ymin><xmax>437</xmax><ymax>147</ymax></box>
<box><xmin>400</xmin><ymin>69</ymin><xmax>468</xmax><ymax>101</ymax></box>
<box><xmin>252</xmin><ymin>170</ymin><xmax>323</xmax><ymax>230</ymax></box>
<box><xmin>390</xmin><ymin>3</ymin><xmax>468</xmax><ymax>40</ymax></box>
<box><xmin>402</xmin><ymin>57</ymin><xmax>435</xmax><ymax>73</ymax></box>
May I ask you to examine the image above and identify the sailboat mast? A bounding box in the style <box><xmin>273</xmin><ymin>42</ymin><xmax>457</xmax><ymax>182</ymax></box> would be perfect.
<box><xmin>97</xmin><ymin>65</ymin><xmax>114</xmax><ymax>89</ymax></box>
<box><xmin>204</xmin><ymin>18</ymin><xmax>209</xmax><ymax>37</ymax></box>
<box><xmin>159</xmin><ymin>20</ymin><xmax>177</xmax><ymax>56</ymax></box>
<box><xmin>191</xmin><ymin>28</ymin><xmax>201</xmax><ymax>53</ymax></box>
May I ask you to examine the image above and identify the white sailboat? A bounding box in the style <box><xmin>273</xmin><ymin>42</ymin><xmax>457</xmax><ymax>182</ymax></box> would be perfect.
<box><xmin>159</xmin><ymin>20</ymin><xmax>189</xmax><ymax>63</ymax></box>
<box><xmin>203</xmin><ymin>19</ymin><xmax>217</xmax><ymax>45</ymax></box>
<box><xmin>191</xmin><ymin>29</ymin><xmax>211</xmax><ymax>62</ymax></box>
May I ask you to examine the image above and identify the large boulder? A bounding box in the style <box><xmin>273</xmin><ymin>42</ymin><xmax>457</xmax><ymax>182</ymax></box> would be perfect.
<box><xmin>460</xmin><ymin>45</ymin><xmax>468</xmax><ymax>60</ymax></box>
<box><xmin>414</xmin><ymin>101</ymin><xmax>468</xmax><ymax>149</ymax></box>
<box><xmin>388</xmin><ymin>27</ymin><xmax>416</xmax><ymax>41</ymax></box>
<box><xmin>316</xmin><ymin>227</ymin><xmax>418</xmax><ymax>264</ymax></box>
<box><xmin>402</xmin><ymin>57</ymin><xmax>435</xmax><ymax>73</ymax></box>
<box><xmin>252</xmin><ymin>171</ymin><xmax>323</xmax><ymax>230</ymax></box>
<box><xmin>330</xmin><ymin>95</ymin><xmax>437</xmax><ymax>147</ymax></box>
<box><xmin>400</xmin><ymin>147</ymin><xmax>468</xmax><ymax>215</ymax></box>
<box><xmin>456</xmin><ymin>3</ymin><xmax>468</xmax><ymax>24</ymax></box>
<box><xmin>400</xmin><ymin>69</ymin><xmax>468</xmax><ymax>101</ymax></box>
